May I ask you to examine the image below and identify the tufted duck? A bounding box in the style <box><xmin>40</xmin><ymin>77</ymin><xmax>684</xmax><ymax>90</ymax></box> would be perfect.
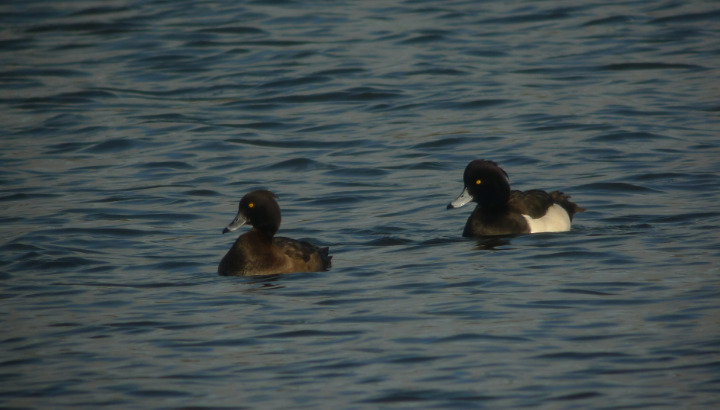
<box><xmin>218</xmin><ymin>190</ymin><xmax>331</xmax><ymax>276</ymax></box>
<box><xmin>447</xmin><ymin>160</ymin><xmax>585</xmax><ymax>237</ymax></box>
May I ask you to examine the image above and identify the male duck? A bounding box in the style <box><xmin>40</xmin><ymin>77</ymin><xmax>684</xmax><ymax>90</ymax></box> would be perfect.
<box><xmin>447</xmin><ymin>160</ymin><xmax>585</xmax><ymax>237</ymax></box>
<box><xmin>218</xmin><ymin>190</ymin><xmax>331</xmax><ymax>276</ymax></box>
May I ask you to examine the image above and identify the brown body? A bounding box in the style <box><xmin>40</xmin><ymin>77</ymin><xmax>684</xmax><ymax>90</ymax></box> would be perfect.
<box><xmin>219</xmin><ymin>229</ymin><xmax>330</xmax><ymax>276</ymax></box>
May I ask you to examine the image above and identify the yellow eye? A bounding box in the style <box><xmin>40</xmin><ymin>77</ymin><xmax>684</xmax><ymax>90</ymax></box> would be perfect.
<box><xmin>475</xmin><ymin>179</ymin><xmax>482</xmax><ymax>185</ymax></box>
<box><xmin>248</xmin><ymin>202</ymin><xmax>255</xmax><ymax>208</ymax></box>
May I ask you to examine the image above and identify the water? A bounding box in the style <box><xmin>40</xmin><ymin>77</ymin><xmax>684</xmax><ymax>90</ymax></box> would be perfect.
<box><xmin>2</xmin><ymin>0</ymin><xmax>719</xmax><ymax>408</ymax></box>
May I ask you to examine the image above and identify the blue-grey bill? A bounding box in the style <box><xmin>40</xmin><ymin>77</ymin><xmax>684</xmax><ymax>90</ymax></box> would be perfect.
<box><xmin>447</xmin><ymin>187</ymin><xmax>473</xmax><ymax>209</ymax></box>
<box><xmin>222</xmin><ymin>212</ymin><xmax>247</xmax><ymax>233</ymax></box>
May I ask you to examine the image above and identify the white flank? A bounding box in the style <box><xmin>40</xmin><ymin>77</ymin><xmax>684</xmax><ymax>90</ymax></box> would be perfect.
<box><xmin>521</xmin><ymin>204</ymin><xmax>571</xmax><ymax>233</ymax></box>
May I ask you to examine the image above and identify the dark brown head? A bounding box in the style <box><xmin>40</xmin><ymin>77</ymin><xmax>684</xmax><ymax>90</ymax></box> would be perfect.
<box><xmin>223</xmin><ymin>190</ymin><xmax>281</xmax><ymax>237</ymax></box>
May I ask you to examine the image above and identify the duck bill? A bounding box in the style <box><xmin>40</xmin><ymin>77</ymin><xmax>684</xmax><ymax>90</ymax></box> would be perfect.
<box><xmin>222</xmin><ymin>211</ymin><xmax>247</xmax><ymax>233</ymax></box>
<box><xmin>447</xmin><ymin>187</ymin><xmax>474</xmax><ymax>209</ymax></box>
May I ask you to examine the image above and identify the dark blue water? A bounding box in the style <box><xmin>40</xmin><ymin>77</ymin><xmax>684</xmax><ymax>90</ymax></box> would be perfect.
<box><xmin>2</xmin><ymin>1</ymin><xmax>720</xmax><ymax>408</ymax></box>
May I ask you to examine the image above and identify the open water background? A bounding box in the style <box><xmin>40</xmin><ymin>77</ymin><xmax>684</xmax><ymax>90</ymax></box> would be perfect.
<box><xmin>2</xmin><ymin>1</ymin><xmax>720</xmax><ymax>408</ymax></box>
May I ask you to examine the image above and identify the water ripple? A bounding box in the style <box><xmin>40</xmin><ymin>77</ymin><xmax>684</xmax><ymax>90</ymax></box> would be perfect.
<box><xmin>2</xmin><ymin>1</ymin><xmax>719</xmax><ymax>409</ymax></box>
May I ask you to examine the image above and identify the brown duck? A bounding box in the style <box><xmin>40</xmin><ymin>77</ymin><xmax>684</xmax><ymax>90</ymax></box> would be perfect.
<box><xmin>218</xmin><ymin>190</ymin><xmax>331</xmax><ymax>276</ymax></box>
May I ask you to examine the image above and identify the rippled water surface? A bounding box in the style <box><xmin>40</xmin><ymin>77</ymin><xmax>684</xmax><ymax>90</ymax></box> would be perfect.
<box><xmin>2</xmin><ymin>1</ymin><xmax>720</xmax><ymax>408</ymax></box>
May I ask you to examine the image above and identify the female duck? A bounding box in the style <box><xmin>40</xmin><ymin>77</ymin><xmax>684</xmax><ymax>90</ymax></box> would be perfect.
<box><xmin>447</xmin><ymin>160</ymin><xmax>585</xmax><ymax>237</ymax></box>
<box><xmin>218</xmin><ymin>190</ymin><xmax>331</xmax><ymax>276</ymax></box>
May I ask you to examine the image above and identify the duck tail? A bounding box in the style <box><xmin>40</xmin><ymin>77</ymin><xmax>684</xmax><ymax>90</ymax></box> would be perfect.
<box><xmin>319</xmin><ymin>247</ymin><xmax>332</xmax><ymax>270</ymax></box>
<box><xmin>551</xmin><ymin>191</ymin><xmax>586</xmax><ymax>220</ymax></box>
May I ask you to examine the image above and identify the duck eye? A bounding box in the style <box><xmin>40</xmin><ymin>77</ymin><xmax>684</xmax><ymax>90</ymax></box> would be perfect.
<box><xmin>248</xmin><ymin>202</ymin><xmax>255</xmax><ymax>208</ymax></box>
<box><xmin>475</xmin><ymin>179</ymin><xmax>482</xmax><ymax>185</ymax></box>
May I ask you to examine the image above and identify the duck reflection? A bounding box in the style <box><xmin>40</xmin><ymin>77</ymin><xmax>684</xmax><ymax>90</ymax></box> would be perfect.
<box><xmin>474</xmin><ymin>236</ymin><xmax>512</xmax><ymax>250</ymax></box>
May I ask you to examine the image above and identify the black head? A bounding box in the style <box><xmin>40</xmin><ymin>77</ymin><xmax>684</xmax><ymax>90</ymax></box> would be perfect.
<box><xmin>223</xmin><ymin>190</ymin><xmax>281</xmax><ymax>237</ymax></box>
<box><xmin>448</xmin><ymin>160</ymin><xmax>511</xmax><ymax>210</ymax></box>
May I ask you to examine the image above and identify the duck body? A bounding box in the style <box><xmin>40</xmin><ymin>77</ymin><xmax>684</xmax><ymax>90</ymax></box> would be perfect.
<box><xmin>218</xmin><ymin>190</ymin><xmax>331</xmax><ymax>276</ymax></box>
<box><xmin>448</xmin><ymin>160</ymin><xmax>585</xmax><ymax>237</ymax></box>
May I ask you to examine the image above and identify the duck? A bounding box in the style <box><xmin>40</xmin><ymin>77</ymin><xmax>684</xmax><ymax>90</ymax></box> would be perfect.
<box><xmin>218</xmin><ymin>190</ymin><xmax>331</xmax><ymax>276</ymax></box>
<box><xmin>447</xmin><ymin>160</ymin><xmax>585</xmax><ymax>237</ymax></box>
